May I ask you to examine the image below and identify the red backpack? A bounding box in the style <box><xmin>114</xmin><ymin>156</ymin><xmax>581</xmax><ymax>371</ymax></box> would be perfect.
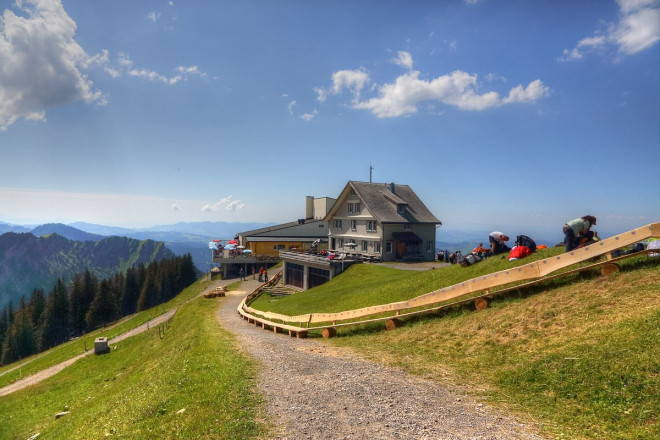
<box><xmin>508</xmin><ymin>246</ymin><xmax>532</xmax><ymax>261</ymax></box>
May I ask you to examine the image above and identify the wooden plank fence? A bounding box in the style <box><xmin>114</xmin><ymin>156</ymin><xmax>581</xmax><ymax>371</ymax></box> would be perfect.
<box><xmin>238</xmin><ymin>223</ymin><xmax>660</xmax><ymax>338</ymax></box>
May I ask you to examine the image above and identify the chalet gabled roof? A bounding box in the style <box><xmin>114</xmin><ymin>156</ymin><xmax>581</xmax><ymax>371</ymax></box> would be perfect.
<box><xmin>324</xmin><ymin>181</ymin><xmax>441</xmax><ymax>225</ymax></box>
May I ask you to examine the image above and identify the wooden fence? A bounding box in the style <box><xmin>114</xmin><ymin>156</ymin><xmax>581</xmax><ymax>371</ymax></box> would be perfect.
<box><xmin>238</xmin><ymin>223</ymin><xmax>660</xmax><ymax>338</ymax></box>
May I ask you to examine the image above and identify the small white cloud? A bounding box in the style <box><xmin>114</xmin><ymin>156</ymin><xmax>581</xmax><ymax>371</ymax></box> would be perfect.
<box><xmin>560</xmin><ymin>0</ymin><xmax>660</xmax><ymax>61</ymax></box>
<box><xmin>147</xmin><ymin>11</ymin><xmax>161</xmax><ymax>22</ymax></box>
<box><xmin>392</xmin><ymin>51</ymin><xmax>413</xmax><ymax>71</ymax></box>
<box><xmin>502</xmin><ymin>80</ymin><xmax>551</xmax><ymax>104</ymax></box>
<box><xmin>118</xmin><ymin>55</ymin><xmax>208</xmax><ymax>85</ymax></box>
<box><xmin>171</xmin><ymin>203</ymin><xmax>180</xmax><ymax>211</ymax></box>
<box><xmin>201</xmin><ymin>196</ymin><xmax>245</xmax><ymax>212</ymax></box>
<box><xmin>287</xmin><ymin>100</ymin><xmax>297</xmax><ymax>115</ymax></box>
<box><xmin>300</xmin><ymin>109</ymin><xmax>318</xmax><ymax>121</ymax></box>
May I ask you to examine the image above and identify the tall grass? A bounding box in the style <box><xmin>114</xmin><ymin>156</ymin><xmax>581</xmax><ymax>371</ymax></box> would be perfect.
<box><xmin>0</xmin><ymin>296</ymin><xmax>267</xmax><ymax>439</ymax></box>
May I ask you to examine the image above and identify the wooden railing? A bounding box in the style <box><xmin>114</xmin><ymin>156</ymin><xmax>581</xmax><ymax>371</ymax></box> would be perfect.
<box><xmin>238</xmin><ymin>223</ymin><xmax>660</xmax><ymax>337</ymax></box>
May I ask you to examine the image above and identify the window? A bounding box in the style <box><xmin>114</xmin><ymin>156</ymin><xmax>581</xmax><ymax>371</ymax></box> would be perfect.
<box><xmin>426</xmin><ymin>241</ymin><xmax>433</xmax><ymax>252</ymax></box>
<box><xmin>404</xmin><ymin>223</ymin><xmax>412</xmax><ymax>230</ymax></box>
<box><xmin>397</xmin><ymin>204</ymin><xmax>405</xmax><ymax>214</ymax></box>
<box><xmin>351</xmin><ymin>189</ymin><xmax>356</xmax><ymax>196</ymax></box>
<box><xmin>348</xmin><ymin>202</ymin><xmax>361</xmax><ymax>214</ymax></box>
<box><xmin>333</xmin><ymin>219</ymin><xmax>342</xmax><ymax>229</ymax></box>
<box><xmin>350</xmin><ymin>220</ymin><xmax>357</xmax><ymax>231</ymax></box>
<box><xmin>367</xmin><ymin>220</ymin><xmax>377</xmax><ymax>232</ymax></box>
<box><xmin>362</xmin><ymin>241</ymin><xmax>368</xmax><ymax>252</ymax></box>
<box><xmin>274</xmin><ymin>244</ymin><xmax>285</xmax><ymax>250</ymax></box>
<box><xmin>339</xmin><ymin>239</ymin><xmax>344</xmax><ymax>247</ymax></box>
<box><xmin>375</xmin><ymin>242</ymin><xmax>381</xmax><ymax>253</ymax></box>
<box><xmin>386</xmin><ymin>241</ymin><xmax>392</xmax><ymax>253</ymax></box>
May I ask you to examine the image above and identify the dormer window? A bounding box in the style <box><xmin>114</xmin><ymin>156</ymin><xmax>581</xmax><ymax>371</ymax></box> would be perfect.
<box><xmin>397</xmin><ymin>204</ymin><xmax>405</xmax><ymax>214</ymax></box>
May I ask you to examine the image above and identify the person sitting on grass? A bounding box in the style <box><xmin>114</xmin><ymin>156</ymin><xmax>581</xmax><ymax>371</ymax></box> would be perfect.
<box><xmin>563</xmin><ymin>215</ymin><xmax>597</xmax><ymax>252</ymax></box>
<box><xmin>488</xmin><ymin>232</ymin><xmax>511</xmax><ymax>255</ymax></box>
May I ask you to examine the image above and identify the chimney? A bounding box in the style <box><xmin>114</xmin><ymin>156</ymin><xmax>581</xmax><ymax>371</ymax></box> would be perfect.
<box><xmin>305</xmin><ymin>196</ymin><xmax>314</xmax><ymax>219</ymax></box>
<box><xmin>389</xmin><ymin>182</ymin><xmax>395</xmax><ymax>194</ymax></box>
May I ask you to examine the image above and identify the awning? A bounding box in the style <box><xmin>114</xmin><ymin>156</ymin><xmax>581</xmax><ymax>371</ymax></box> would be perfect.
<box><xmin>391</xmin><ymin>232</ymin><xmax>422</xmax><ymax>242</ymax></box>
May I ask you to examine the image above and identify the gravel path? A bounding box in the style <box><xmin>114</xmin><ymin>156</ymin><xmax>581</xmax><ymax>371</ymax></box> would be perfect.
<box><xmin>217</xmin><ymin>280</ymin><xmax>547</xmax><ymax>440</ymax></box>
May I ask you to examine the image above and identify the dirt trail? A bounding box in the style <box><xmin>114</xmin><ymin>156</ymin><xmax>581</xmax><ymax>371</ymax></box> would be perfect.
<box><xmin>216</xmin><ymin>276</ymin><xmax>547</xmax><ymax>440</ymax></box>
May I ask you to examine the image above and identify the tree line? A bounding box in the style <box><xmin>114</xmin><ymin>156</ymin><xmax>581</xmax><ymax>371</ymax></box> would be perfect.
<box><xmin>0</xmin><ymin>254</ymin><xmax>197</xmax><ymax>365</ymax></box>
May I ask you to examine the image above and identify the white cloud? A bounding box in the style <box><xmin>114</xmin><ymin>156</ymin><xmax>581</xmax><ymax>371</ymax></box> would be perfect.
<box><xmin>147</xmin><ymin>11</ymin><xmax>161</xmax><ymax>22</ymax></box>
<box><xmin>171</xmin><ymin>203</ymin><xmax>180</xmax><ymax>211</ymax></box>
<box><xmin>0</xmin><ymin>0</ymin><xmax>106</xmax><ymax>131</ymax></box>
<box><xmin>119</xmin><ymin>54</ymin><xmax>207</xmax><ymax>85</ymax></box>
<box><xmin>300</xmin><ymin>109</ymin><xmax>318</xmax><ymax>121</ymax></box>
<box><xmin>287</xmin><ymin>100</ymin><xmax>297</xmax><ymax>115</ymax></box>
<box><xmin>315</xmin><ymin>69</ymin><xmax>370</xmax><ymax>103</ymax></box>
<box><xmin>392</xmin><ymin>51</ymin><xmax>413</xmax><ymax>71</ymax></box>
<box><xmin>560</xmin><ymin>0</ymin><xmax>660</xmax><ymax>61</ymax></box>
<box><xmin>201</xmin><ymin>196</ymin><xmax>245</xmax><ymax>212</ymax></box>
<box><xmin>320</xmin><ymin>54</ymin><xmax>549</xmax><ymax>118</ymax></box>
<box><xmin>502</xmin><ymin>80</ymin><xmax>551</xmax><ymax>104</ymax></box>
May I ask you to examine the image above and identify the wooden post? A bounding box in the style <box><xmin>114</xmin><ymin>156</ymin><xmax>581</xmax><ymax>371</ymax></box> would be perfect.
<box><xmin>322</xmin><ymin>327</ymin><xmax>337</xmax><ymax>338</ymax></box>
<box><xmin>601</xmin><ymin>262</ymin><xmax>620</xmax><ymax>276</ymax></box>
<box><xmin>474</xmin><ymin>297</ymin><xmax>489</xmax><ymax>311</ymax></box>
<box><xmin>385</xmin><ymin>318</ymin><xmax>402</xmax><ymax>331</ymax></box>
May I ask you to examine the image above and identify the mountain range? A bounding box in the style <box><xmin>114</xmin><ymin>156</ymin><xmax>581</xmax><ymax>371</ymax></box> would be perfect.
<box><xmin>0</xmin><ymin>232</ymin><xmax>174</xmax><ymax>310</ymax></box>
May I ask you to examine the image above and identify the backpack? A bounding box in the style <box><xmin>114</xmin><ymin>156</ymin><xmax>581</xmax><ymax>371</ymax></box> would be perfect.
<box><xmin>515</xmin><ymin>235</ymin><xmax>537</xmax><ymax>252</ymax></box>
<box><xmin>508</xmin><ymin>246</ymin><xmax>532</xmax><ymax>261</ymax></box>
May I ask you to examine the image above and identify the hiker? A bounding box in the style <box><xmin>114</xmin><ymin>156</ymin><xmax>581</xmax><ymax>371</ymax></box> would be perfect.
<box><xmin>489</xmin><ymin>232</ymin><xmax>511</xmax><ymax>255</ymax></box>
<box><xmin>563</xmin><ymin>215</ymin><xmax>597</xmax><ymax>252</ymax></box>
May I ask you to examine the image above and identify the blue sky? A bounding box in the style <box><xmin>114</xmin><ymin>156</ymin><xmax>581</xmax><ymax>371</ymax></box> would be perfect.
<box><xmin>0</xmin><ymin>0</ymin><xmax>658</xmax><ymax>240</ymax></box>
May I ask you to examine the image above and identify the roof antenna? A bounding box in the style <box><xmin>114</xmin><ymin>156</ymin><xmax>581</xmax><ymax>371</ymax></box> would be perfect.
<box><xmin>369</xmin><ymin>164</ymin><xmax>374</xmax><ymax>183</ymax></box>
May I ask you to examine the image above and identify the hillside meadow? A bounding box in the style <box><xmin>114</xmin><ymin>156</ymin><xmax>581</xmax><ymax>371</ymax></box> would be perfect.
<box><xmin>0</xmin><ymin>287</ymin><xmax>267</xmax><ymax>439</ymax></box>
<box><xmin>250</xmin><ymin>250</ymin><xmax>660</xmax><ymax>440</ymax></box>
<box><xmin>1</xmin><ymin>250</ymin><xmax>657</xmax><ymax>440</ymax></box>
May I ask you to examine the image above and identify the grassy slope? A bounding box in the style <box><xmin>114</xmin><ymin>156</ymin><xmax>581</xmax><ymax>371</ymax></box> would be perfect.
<box><xmin>251</xmin><ymin>252</ymin><xmax>660</xmax><ymax>440</ymax></box>
<box><xmin>0</xmin><ymin>295</ymin><xmax>267</xmax><ymax>440</ymax></box>
<box><xmin>0</xmin><ymin>279</ymin><xmax>215</xmax><ymax>386</ymax></box>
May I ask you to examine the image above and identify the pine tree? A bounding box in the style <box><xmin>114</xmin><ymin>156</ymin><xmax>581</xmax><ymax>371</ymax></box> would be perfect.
<box><xmin>136</xmin><ymin>268</ymin><xmax>159</xmax><ymax>311</ymax></box>
<box><xmin>70</xmin><ymin>271</ymin><xmax>98</xmax><ymax>335</ymax></box>
<box><xmin>28</xmin><ymin>288</ymin><xmax>46</xmax><ymax>329</ymax></box>
<box><xmin>1</xmin><ymin>308</ymin><xmax>37</xmax><ymax>364</ymax></box>
<box><xmin>85</xmin><ymin>279</ymin><xmax>120</xmax><ymax>330</ymax></box>
<box><xmin>39</xmin><ymin>279</ymin><xmax>71</xmax><ymax>351</ymax></box>
<box><xmin>122</xmin><ymin>267</ymin><xmax>140</xmax><ymax>315</ymax></box>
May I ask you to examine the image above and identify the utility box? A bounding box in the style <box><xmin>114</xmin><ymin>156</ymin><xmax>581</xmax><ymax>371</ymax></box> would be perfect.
<box><xmin>94</xmin><ymin>337</ymin><xmax>109</xmax><ymax>354</ymax></box>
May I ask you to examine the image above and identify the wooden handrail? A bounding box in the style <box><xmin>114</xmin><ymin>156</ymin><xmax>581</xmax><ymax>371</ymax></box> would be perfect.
<box><xmin>242</xmin><ymin>223</ymin><xmax>660</xmax><ymax>329</ymax></box>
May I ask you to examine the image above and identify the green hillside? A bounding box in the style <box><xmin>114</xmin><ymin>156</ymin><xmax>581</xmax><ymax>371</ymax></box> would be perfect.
<box><xmin>0</xmin><ymin>233</ymin><xmax>175</xmax><ymax>310</ymax></box>
<box><xmin>1</xmin><ymin>254</ymin><xmax>657</xmax><ymax>440</ymax></box>
<box><xmin>250</xmin><ymin>252</ymin><xmax>660</xmax><ymax>440</ymax></box>
<box><xmin>0</xmin><ymin>279</ymin><xmax>265</xmax><ymax>440</ymax></box>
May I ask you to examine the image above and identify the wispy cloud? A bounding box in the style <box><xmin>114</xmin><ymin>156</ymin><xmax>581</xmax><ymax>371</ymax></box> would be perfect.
<box><xmin>316</xmin><ymin>51</ymin><xmax>549</xmax><ymax>118</ymax></box>
<box><xmin>200</xmin><ymin>196</ymin><xmax>245</xmax><ymax>212</ymax></box>
<box><xmin>147</xmin><ymin>11</ymin><xmax>161</xmax><ymax>23</ymax></box>
<box><xmin>300</xmin><ymin>109</ymin><xmax>318</xmax><ymax>121</ymax></box>
<box><xmin>117</xmin><ymin>53</ymin><xmax>208</xmax><ymax>85</ymax></box>
<box><xmin>560</xmin><ymin>0</ymin><xmax>660</xmax><ymax>61</ymax></box>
